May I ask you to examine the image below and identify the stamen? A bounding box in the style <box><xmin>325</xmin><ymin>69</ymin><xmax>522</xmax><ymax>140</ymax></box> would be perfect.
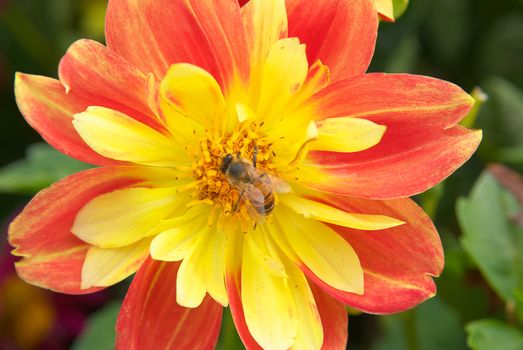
<box><xmin>191</xmin><ymin>121</ymin><xmax>275</xmax><ymax>221</ymax></box>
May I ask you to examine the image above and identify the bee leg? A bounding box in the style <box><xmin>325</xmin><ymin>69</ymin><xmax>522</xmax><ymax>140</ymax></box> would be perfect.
<box><xmin>253</xmin><ymin>144</ymin><xmax>258</xmax><ymax>168</ymax></box>
<box><xmin>233</xmin><ymin>189</ymin><xmax>245</xmax><ymax>213</ymax></box>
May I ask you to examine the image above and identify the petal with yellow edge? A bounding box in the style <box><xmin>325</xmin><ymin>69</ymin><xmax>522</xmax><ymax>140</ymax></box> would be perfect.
<box><xmin>310</xmin><ymin>195</ymin><xmax>444</xmax><ymax>314</ymax></box>
<box><xmin>150</xmin><ymin>206</ymin><xmax>210</xmax><ymax>262</ymax></box>
<box><xmin>310</xmin><ymin>283</ymin><xmax>348</xmax><ymax>349</ymax></box>
<box><xmin>105</xmin><ymin>0</ymin><xmax>249</xmax><ymax>89</ymax></box>
<box><xmin>256</xmin><ymin>38</ymin><xmax>308</xmax><ymax>126</ymax></box>
<box><xmin>274</xmin><ymin>207</ymin><xmax>364</xmax><ymax>294</ymax></box>
<box><xmin>225</xmin><ymin>227</ymin><xmax>263</xmax><ymax>350</ymax></box>
<box><xmin>280</xmin><ymin>194</ymin><xmax>404</xmax><ymax>230</ymax></box>
<box><xmin>174</xmin><ymin>224</ymin><xmax>229</xmax><ymax>308</ymax></box>
<box><xmin>116</xmin><ymin>258</ymin><xmax>223</xmax><ymax>350</ymax></box>
<box><xmin>241</xmin><ymin>229</ymin><xmax>298</xmax><ymax>350</ymax></box>
<box><xmin>198</xmin><ymin>228</ymin><xmax>228</xmax><ymax>307</ymax></box>
<box><xmin>242</xmin><ymin>0</ymin><xmax>288</xmax><ymax>78</ymax></box>
<box><xmin>286</xmin><ymin>0</ymin><xmax>378</xmax><ymax>82</ymax></box>
<box><xmin>14</xmin><ymin>73</ymin><xmax>118</xmax><ymax>166</ymax></box>
<box><xmin>72</xmin><ymin>186</ymin><xmax>182</xmax><ymax>249</ymax></box>
<box><xmin>147</xmin><ymin>76</ymin><xmax>203</xmax><ymax>145</ymax></box>
<box><xmin>73</xmin><ymin>107</ymin><xmax>187</xmax><ymax>167</ymax></box>
<box><xmin>81</xmin><ymin>238</ymin><xmax>151</xmax><ymax>289</ymax></box>
<box><xmin>303</xmin><ymin>73</ymin><xmax>481</xmax><ymax>199</ymax></box>
<box><xmin>309</xmin><ymin>117</ymin><xmax>387</xmax><ymax>153</ymax></box>
<box><xmin>176</xmin><ymin>232</ymin><xmax>208</xmax><ymax>308</ymax></box>
<box><xmin>160</xmin><ymin>64</ymin><xmax>227</xmax><ymax>129</ymax></box>
<box><xmin>284</xmin><ymin>255</ymin><xmax>323</xmax><ymax>350</ymax></box>
<box><xmin>306</xmin><ymin>127</ymin><xmax>482</xmax><ymax>200</ymax></box>
<box><xmin>9</xmin><ymin>166</ymin><xmax>158</xmax><ymax>294</ymax></box>
<box><xmin>58</xmin><ymin>39</ymin><xmax>166</xmax><ymax>133</ymax></box>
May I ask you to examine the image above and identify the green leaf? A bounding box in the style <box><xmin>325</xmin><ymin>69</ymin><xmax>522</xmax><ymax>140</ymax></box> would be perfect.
<box><xmin>457</xmin><ymin>172</ymin><xmax>523</xmax><ymax>303</ymax></box>
<box><xmin>437</xmin><ymin>231</ymin><xmax>489</xmax><ymax>323</ymax></box>
<box><xmin>216</xmin><ymin>307</ymin><xmax>244</xmax><ymax>350</ymax></box>
<box><xmin>416</xmin><ymin>297</ymin><xmax>467</xmax><ymax>350</ymax></box>
<box><xmin>0</xmin><ymin>143</ymin><xmax>92</xmax><ymax>194</ymax></box>
<box><xmin>373</xmin><ymin>297</ymin><xmax>466</xmax><ymax>350</ymax></box>
<box><xmin>72</xmin><ymin>301</ymin><xmax>121</xmax><ymax>350</ymax></box>
<box><xmin>477</xmin><ymin>78</ymin><xmax>523</xmax><ymax>162</ymax></box>
<box><xmin>477</xmin><ymin>14</ymin><xmax>523</xmax><ymax>88</ymax></box>
<box><xmin>466</xmin><ymin>319</ymin><xmax>523</xmax><ymax>350</ymax></box>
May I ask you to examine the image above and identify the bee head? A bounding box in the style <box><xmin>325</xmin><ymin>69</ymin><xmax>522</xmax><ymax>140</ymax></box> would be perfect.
<box><xmin>221</xmin><ymin>154</ymin><xmax>233</xmax><ymax>174</ymax></box>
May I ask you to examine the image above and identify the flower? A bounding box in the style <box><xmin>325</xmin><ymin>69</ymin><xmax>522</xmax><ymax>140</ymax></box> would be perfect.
<box><xmin>0</xmin><ymin>239</ymin><xmax>109</xmax><ymax>349</ymax></box>
<box><xmin>9</xmin><ymin>0</ymin><xmax>481</xmax><ymax>349</ymax></box>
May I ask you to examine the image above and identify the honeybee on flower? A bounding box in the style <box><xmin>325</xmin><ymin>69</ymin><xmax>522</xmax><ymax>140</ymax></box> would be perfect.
<box><xmin>9</xmin><ymin>0</ymin><xmax>481</xmax><ymax>349</ymax></box>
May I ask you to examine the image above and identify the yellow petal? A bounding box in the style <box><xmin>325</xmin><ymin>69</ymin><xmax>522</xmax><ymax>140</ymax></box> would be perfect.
<box><xmin>150</xmin><ymin>206</ymin><xmax>210</xmax><ymax>262</ymax></box>
<box><xmin>374</xmin><ymin>0</ymin><xmax>395</xmax><ymax>20</ymax></box>
<box><xmin>264</xmin><ymin>222</ymin><xmax>298</xmax><ymax>262</ymax></box>
<box><xmin>199</xmin><ymin>228</ymin><xmax>228</xmax><ymax>306</ymax></box>
<box><xmin>81</xmin><ymin>238</ymin><xmax>151</xmax><ymax>289</ymax></box>
<box><xmin>162</xmin><ymin>208</ymin><xmax>226</xmax><ymax>307</ymax></box>
<box><xmin>257</xmin><ymin>38</ymin><xmax>308</xmax><ymax>125</ymax></box>
<box><xmin>176</xmin><ymin>231</ymin><xmax>208</xmax><ymax>308</ymax></box>
<box><xmin>148</xmin><ymin>74</ymin><xmax>202</xmax><ymax>144</ymax></box>
<box><xmin>246</xmin><ymin>233</ymin><xmax>287</xmax><ymax>278</ymax></box>
<box><xmin>309</xmin><ymin>117</ymin><xmax>386</xmax><ymax>153</ymax></box>
<box><xmin>295</xmin><ymin>60</ymin><xmax>331</xmax><ymax>102</ymax></box>
<box><xmin>224</xmin><ymin>221</ymin><xmax>244</xmax><ymax>275</ymax></box>
<box><xmin>280</xmin><ymin>194</ymin><xmax>404</xmax><ymax>230</ymax></box>
<box><xmin>275</xmin><ymin>207</ymin><xmax>364</xmax><ymax>294</ymax></box>
<box><xmin>72</xmin><ymin>187</ymin><xmax>180</xmax><ymax>248</ymax></box>
<box><xmin>285</xmin><ymin>257</ymin><xmax>323</xmax><ymax>350</ymax></box>
<box><xmin>242</xmin><ymin>0</ymin><xmax>288</xmax><ymax>79</ymax></box>
<box><xmin>160</xmin><ymin>63</ymin><xmax>226</xmax><ymax>129</ymax></box>
<box><xmin>73</xmin><ymin>107</ymin><xmax>185</xmax><ymax>167</ymax></box>
<box><xmin>241</xmin><ymin>229</ymin><xmax>298</xmax><ymax>350</ymax></box>
<box><xmin>236</xmin><ymin>103</ymin><xmax>257</xmax><ymax>123</ymax></box>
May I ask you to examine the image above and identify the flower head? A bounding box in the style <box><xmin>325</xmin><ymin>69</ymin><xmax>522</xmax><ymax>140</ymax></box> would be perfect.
<box><xmin>9</xmin><ymin>0</ymin><xmax>481</xmax><ymax>349</ymax></box>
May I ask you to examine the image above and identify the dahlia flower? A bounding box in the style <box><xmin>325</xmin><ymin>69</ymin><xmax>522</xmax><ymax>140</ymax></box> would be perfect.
<box><xmin>10</xmin><ymin>0</ymin><xmax>481</xmax><ymax>349</ymax></box>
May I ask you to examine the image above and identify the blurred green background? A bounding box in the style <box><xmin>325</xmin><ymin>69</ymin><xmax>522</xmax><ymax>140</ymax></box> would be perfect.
<box><xmin>1</xmin><ymin>0</ymin><xmax>523</xmax><ymax>349</ymax></box>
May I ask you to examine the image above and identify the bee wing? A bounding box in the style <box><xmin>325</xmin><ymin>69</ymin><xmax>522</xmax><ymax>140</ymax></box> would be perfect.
<box><xmin>260</xmin><ymin>173</ymin><xmax>291</xmax><ymax>193</ymax></box>
<box><xmin>232</xmin><ymin>182</ymin><xmax>266</xmax><ymax>222</ymax></box>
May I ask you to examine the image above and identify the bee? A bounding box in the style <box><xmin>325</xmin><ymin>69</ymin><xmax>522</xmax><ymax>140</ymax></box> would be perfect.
<box><xmin>221</xmin><ymin>147</ymin><xmax>290</xmax><ymax>221</ymax></box>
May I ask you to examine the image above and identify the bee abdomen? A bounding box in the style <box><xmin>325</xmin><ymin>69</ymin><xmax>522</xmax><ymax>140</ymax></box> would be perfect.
<box><xmin>262</xmin><ymin>193</ymin><xmax>275</xmax><ymax>215</ymax></box>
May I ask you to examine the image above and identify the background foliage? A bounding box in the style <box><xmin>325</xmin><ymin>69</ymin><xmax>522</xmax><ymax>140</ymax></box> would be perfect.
<box><xmin>1</xmin><ymin>0</ymin><xmax>523</xmax><ymax>349</ymax></box>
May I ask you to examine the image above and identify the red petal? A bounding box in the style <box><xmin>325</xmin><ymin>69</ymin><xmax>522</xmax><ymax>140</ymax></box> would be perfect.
<box><xmin>307</xmin><ymin>73</ymin><xmax>481</xmax><ymax>199</ymax></box>
<box><xmin>58</xmin><ymin>39</ymin><xmax>166</xmax><ymax>134</ymax></box>
<box><xmin>9</xmin><ymin>167</ymin><xmax>145</xmax><ymax>294</ymax></box>
<box><xmin>116</xmin><ymin>258</ymin><xmax>222</xmax><ymax>350</ymax></box>
<box><xmin>226</xmin><ymin>271</ymin><xmax>263</xmax><ymax>350</ymax></box>
<box><xmin>106</xmin><ymin>0</ymin><xmax>249</xmax><ymax>90</ymax></box>
<box><xmin>15</xmin><ymin>73</ymin><xmax>120</xmax><ymax>166</ymax></box>
<box><xmin>286</xmin><ymin>0</ymin><xmax>378</xmax><ymax>82</ymax></box>
<box><xmin>310</xmin><ymin>283</ymin><xmax>348</xmax><ymax>350</ymax></box>
<box><xmin>304</xmin><ymin>196</ymin><xmax>444</xmax><ymax>314</ymax></box>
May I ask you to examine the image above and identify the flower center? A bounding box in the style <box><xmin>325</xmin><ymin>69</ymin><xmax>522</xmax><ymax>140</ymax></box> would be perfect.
<box><xmin>190</xmin><ymin>121</ymin><xmax>275</xmax><ymax>219</ymax></box>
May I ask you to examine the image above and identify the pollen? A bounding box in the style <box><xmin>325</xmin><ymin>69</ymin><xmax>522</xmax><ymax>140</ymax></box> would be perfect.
<box><xmin>189</xmin><ymin>122</ymin><xmax>274</xmax><ymax>218</ymax></box>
